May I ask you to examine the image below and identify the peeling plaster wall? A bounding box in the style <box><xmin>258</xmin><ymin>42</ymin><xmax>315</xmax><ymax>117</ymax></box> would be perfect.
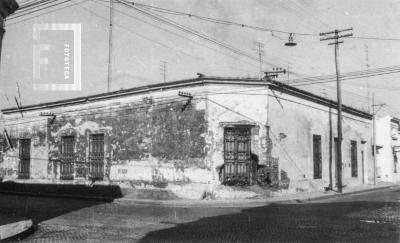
<box><xmin>1</xmin><ymin>86</ymin><xmax>209</xmax><ymax>188</ymax></box>
<box><xmin>268</xmin><ymin>90</ymin><xmax>373</xmax><ymax>192</ymax></box>
<box><xmin>0</xmin><ymin>114</ymin><xmax>49</xmax><ymax>179</ymax></box>
<box><xmin>49</xmin><ymin>88</ymin><xmax>208</xmax><ymax>185</ymax></box>
<box><xmin>205</xmin><ymin>85</ymin><xmax>269</xmax><ymax>185</ymax></box>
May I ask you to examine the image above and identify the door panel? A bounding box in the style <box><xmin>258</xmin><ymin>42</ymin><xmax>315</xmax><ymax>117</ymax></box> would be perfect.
<box><xmin>89</xmin><ymin>134</ymin><xmax>104</xmax><ymax>180</ymax></box>
<box><xmin>351</xmin><ymin>140</ymin><xmax>358</xmax><ymax>177</ymax></box>
<box><xmin>313</xmin><ymin>135</ymin><xmax>322</xmax><ymax>179</ymax></box>
<box><xmin>60</xmin><ymin>136</ymin><xmax>75</xmax><ymax>180</ymax></box>
<box><xmin>223</xmin><ymin>127</ymin><xmax>251</xmax><ymax>183</ymax></box>
<box><xmin>18</xmin><ymin>139</ymin><xmax>31</xmax><ymax>179</ymax></box>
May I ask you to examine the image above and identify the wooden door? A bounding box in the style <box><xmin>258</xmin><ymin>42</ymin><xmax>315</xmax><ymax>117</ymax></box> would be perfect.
<box><xmin>18</xmin><ymin>139</ymin><xmax>31</xmax><ymax>179</ymax></box>
<box><xmin>223</xmin><ymin>127</ymin><xmax>251</xmax><ymax>183</ymax></box>
<box><xmin>351</xmin><ymin>140</ymin><xmax>358</xmax><ymax>177</ymax></box>
<box><xmin>89</xmin><ymin>134</ymin><xmax>104</xmax><ymax>180</ymax></box>
<box><xmin>60</xmin><ymin>136</ymin><xmax>75</xmax><ymax>180</ymax></box>
<box><xmin>313</xmin><ymin>135</ymin><xmax>322</xmax><ymax>179</ymax></box>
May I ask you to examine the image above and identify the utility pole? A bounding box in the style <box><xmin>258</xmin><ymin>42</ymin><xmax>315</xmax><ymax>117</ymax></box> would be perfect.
<box><xmin>365</xmin><ymin>45</ymin><xmax>370</xmax><ymax>112</ymax></box>
<box><xmin>107</xmin><ymin>0</ymin><xmax>114</xmax><ymax>92</ymax></box>
<box><xmin>320</xmin><ymin>28</ymin><xmax>353</xmax><ymax>193</ymax></box>
<box><xmin>287</xmin><ymin>62</ymin><xmax>292</xmax><ymax>84</ymax></box>
<box><xmin>253</xmin><ymin>41</ymin><xmax>264</xmax><ymax>79</ymax></box>
<box><xmin>160</xmin><ymin>60</ymin><xmax>167</xmax><ymax>83</ymax></box>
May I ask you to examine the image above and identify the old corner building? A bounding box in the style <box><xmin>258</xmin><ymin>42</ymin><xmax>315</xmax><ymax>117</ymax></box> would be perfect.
<box><xmin>0</xmin><ymin>77</ymin><xmax>374</xmax><ymax>198</ymax></box>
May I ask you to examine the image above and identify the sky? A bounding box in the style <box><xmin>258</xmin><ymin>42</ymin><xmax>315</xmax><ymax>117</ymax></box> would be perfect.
<box><xmin>1</xmin><ymin>0</ymin><xmax>400</xmax><ymax>117</ymax></box>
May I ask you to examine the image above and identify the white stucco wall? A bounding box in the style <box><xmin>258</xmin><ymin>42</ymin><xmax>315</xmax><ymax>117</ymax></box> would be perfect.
<box><xmin>376</xmin><ymin>116</ymin><xmax>400</xmax><ymax>182</ymax></box>
<box><xmin>266</xmin><ymin>89</ymin><xmax>373</xmax><ymax>192</ymax></box>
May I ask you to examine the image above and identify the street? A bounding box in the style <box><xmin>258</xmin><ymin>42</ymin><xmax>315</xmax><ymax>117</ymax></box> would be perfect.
<box><xmin>0</xmin><ymin>187</ymin><xmax>398</xmax><ymax>242</ymax></box>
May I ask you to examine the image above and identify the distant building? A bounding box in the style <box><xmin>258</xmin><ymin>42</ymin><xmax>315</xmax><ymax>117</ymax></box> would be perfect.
<box><xmin>0</xmin><ymin>77</ymin><xmax>374</xmax><ymax>198</ymax></box>
<box><xmin>0</xmin><ymin>0</ymin><xmax>19</xmax><ymax>63</ymax></box>
<box><xmin>376</xmin><ymin>116</ymin><xmax>400</xmax><ymax>182</ymax></box>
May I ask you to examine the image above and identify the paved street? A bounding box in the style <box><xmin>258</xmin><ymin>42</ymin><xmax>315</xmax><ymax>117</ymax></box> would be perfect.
<box><xmin>1</xmin><ymin>187</ymin><xmax>400</xmax><ymax>242</ymax></box>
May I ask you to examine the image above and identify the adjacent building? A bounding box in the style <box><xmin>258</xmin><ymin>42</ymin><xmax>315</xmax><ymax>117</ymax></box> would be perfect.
<box><xmin>376</xmin><ymin>116</ymin><xmax>400</xmax><ymax>183</ymax></box>
<box><xmin>0</xmin><ymin>77</ymin><xmax>374</xmax><ymax>198</ymax></box>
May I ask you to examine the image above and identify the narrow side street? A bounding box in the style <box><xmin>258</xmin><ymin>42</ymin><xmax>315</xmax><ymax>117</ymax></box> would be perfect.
<box><xmin>1</xmin><ymin>186</ymin><xmax>399</xmax><ymax>242</ymax></box>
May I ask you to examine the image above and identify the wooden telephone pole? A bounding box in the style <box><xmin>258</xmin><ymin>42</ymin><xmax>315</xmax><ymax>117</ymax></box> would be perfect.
<box><xmin>107</xmin><ymin>0</ymin><xmax>114</xmax><ymax>92</ymax></box>
<box><xmin>320</xmin><ymin>28</ymin><xmax>353</xmax><ymax>193</ymax></box>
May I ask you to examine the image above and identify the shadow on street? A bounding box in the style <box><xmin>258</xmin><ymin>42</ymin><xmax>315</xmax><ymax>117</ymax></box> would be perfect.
<box><xmin>0</xmin><ymin>181</ymin><xmax>124</xmax><ymax>201</ymax></box>
<box><xmin>0</xmin><ymin>182</ymin><xmax>123</xmax><ymax>241</ymax></box>
<box><xmin>139</xmin><ymin>200</ymin><xmax>400</xmax><ymax>242</ymax></box>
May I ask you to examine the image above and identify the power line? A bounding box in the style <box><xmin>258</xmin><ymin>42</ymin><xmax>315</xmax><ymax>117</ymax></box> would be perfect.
<box><xmin>289</xmin><ymin>65</ymin><xmax>400</xmax><ymax>85</ymax></box>
<box><xmin>116</xmin><ymin>0</ymin><xmax>295</xmax><ymax>71</ymax></box>
<box><xmin>5</xmin><ymin>0</ymin><xmax>87</xmax><ymax>26</ymax></box>
<box><xmin>90</xmin><ymin>0</ymin><xmax>258</xmax><ymax>71</ymax></box>
<box><xmin>99</xmin><ymin>0</ymin><xmax>307</xmax><ymax>80</ymax></box>
<box><xmin>292</xmin><ymin>69</ymin><xmax>400</xmax><ymax>87</ymax></box>
<box><xmin>6</xmin><ymin>0</ymin><xmax>72</xmax><ymax>21</ymax></box>
<box><xmin>131</xmin><ymin>1</ymin><xmax>315</xmax><ymax>36</ymax></box>
<box><xmin>17</xmin><ymin>0</ymin><xmax>55</xmax><ymax>11</ymax></box>
<box><xmin>7</xmin><ymin>0</ymin><xmax>304</xmax><ymax>80</ymax></box>
<box><xmin>125</xmin><ymin>1</ymin><xmax>400</xmax><ymax>42</ymax></box>
<box><xmin>118</xmin><ymin>0</ymin><xmax>310</xmax><ymax>80</ymax></box>
<box><xmin>12</xmin><ymin>0</ymin><xmax>58</xmax><ymax>14</ymax></box>
<box><xmin>79</xmin><ymin>0</ymin><xmax>257</xmax><ymax>74</ymax></box>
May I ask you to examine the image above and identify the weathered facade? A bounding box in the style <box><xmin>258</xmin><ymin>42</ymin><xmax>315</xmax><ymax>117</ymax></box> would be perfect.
<box><xmin>376</xmin><ymin>116</ymin><xmax>400</xmax><ymax>182</ymax></box>
<box><xmin>0</xmin><ymin>77</ymin><xmax>374</xmax><ymax>198</ymax></box>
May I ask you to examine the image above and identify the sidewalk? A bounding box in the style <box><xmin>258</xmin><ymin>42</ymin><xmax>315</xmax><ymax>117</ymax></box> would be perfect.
<box><xmin>115</xmin><ymin>182</ymin><xmax>400</xmax><ymax>207</ymax></box>
<box><xmin>0</xmin><ymin>180</ymin><xmax>398</xmax><ymax>207</ymax></box>
<box><xmin>0</xmin><ymin>216</ymin><xmax>32</xmax><ymax>241</ymax></box>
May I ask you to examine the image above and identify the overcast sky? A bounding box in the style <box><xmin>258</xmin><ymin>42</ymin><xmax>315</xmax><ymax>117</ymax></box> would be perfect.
<box><xmin>1</xmin><ymin>0</ymin><xmax>400</xmax><ymax>117</ymax></box>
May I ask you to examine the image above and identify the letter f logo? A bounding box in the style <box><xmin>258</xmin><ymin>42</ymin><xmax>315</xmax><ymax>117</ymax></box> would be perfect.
<box><xmin>33</xmin><ymin>24</ymin><xmax>49</xmax><ymax>80</ymax></box>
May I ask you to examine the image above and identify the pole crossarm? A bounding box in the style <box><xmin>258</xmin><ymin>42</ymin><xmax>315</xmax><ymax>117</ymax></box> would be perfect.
<box><xmin>320</xmin><ymin>28</ymin><xmax>353</xmax><ymax>36</ymax></box>
<box><xmin>372</xmin><ymin>103</ymin><xmax>386</xmax><ymax>115</ymax></box>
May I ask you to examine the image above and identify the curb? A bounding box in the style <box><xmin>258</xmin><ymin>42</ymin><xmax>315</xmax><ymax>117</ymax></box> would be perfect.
<box><xmin>302</xmin><ymin>184</ymin><xmax>398</xmax><ymax>202</ymax></box>
<box><xmin>115</xmin><ymin>184</ymin><xmax>399</xmax><ymax>207</ymax></box>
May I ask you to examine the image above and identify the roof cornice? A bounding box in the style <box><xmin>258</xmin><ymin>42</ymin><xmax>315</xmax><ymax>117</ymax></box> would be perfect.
<box><xmin>1</xmin><ymin>76</ymin><xmax>372</xmax><ymax>119</ymax></box>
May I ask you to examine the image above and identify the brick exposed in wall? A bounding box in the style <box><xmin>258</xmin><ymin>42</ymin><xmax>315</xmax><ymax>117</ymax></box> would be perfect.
<box><xmin>44</xmin><ymin>98</ymin><xmax>207</xmax><ymax>182</ymax></box>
